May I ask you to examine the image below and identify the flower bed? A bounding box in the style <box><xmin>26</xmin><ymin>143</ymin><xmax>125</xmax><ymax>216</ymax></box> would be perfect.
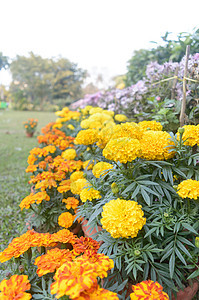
<box><xmin>0</xmin><ymin>106</ymin><xmax>199</xmax><ymax>299</ymax></box>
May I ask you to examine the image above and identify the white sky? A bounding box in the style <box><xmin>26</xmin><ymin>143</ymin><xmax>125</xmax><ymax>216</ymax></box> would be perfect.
<box><xmin>0</xmin><ymin>0</ymin><xmax>199</xmax><ymax>87</ymax></box>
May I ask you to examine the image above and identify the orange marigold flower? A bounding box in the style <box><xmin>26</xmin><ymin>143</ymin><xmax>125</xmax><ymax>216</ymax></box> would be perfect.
<box><xmin>130</xmin><ymin>280</ymin><xmax>169</xmax><ymax>300</ymax></box>
<box><xmin>0</xmin><ymin>274</ymin><xmax>31</xmax><ymax>300</ymax></box>
<box><xmin>50</xmin><ymin>259</ymin><xmax>99</xmax><ymax>299</ymax></box>
<box><xmin>74</xmin><ymin>283</ymin><xmax>119</xmax><ymax>300</ymax></box>
<box><xmin>38</xmin><ymin>161</ymin><xmax>47</xmax><ymax>170</ymax></box>
<box><xmin>0</xmin><ymin>231</ymin><xmax>48</xmax><ymax>263</ymax></box>
<box><xmin>62</xmin><ymin>197</ymin><xmax>79</xmax><ymax>210</ymax></box>
<box><xmin>57</xmin><ymin>179</ymin><xmax>71</xmax><ymax>193</ymax></box>
<box><xmin>34</xmin><ymin>248</ymin><xmax>73</xmax><ymax>277</ymax></box>
<box><xmin>79</xmin><ymin>251</ymin><xmax>114</xmax><ymax>279</ymax></box>
<box><xmin>73</xmin><ymin>237</ymin><xmax>100</xmax><ymax>255</ymax></box>
<box><xmin>26</xmin><ymin>164</ymin><xmax>38</xmax><ymax>173</ymax></box>
<box><xmin>19</xmin><ymin>191</ymin><xmax>50</xmax><ymax>210</ymax></box>
<box><xmin>51</xmin><ymin>229</ymin><xmax>77</xmax><ymax>245</ymax></box>
<box><xmin>58</xmin><ymin>212</ymin><xmax>75</xmax><ymax>228</ymax></box>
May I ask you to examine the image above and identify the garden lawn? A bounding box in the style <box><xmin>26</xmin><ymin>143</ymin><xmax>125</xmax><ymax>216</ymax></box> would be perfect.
<box><xmin>0</xmin><ymin>110</ymin><xmax>56</xmax><ymax>253</ymax></box>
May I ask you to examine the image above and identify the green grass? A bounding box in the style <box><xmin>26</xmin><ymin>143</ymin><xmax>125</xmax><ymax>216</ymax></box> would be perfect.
<box><xmin>0</xmin><ymin>110</ymin><xmax>56</xmax><ymax>252</ymax></box>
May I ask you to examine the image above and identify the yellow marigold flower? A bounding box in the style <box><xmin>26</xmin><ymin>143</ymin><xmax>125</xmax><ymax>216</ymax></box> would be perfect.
<box><xmin>81</xmin><ymin>105</ymin><xmax>93</xmax><ymax>115</ymax></box>
<box><xmin>62</xmin><ymin>148</ymin><xmax>76</xmax><ymax>160</ymax></box>
<box><xmin>58</xmin><ymin>212</ymin><xmax>75</xmax><ymax>228</ymax></box>
<box><xmin>34</xmin><ymin>248</ymin><xmax>73</xmax><ymax>276</ymax></box>
<box><xmin>50</xmin><ymin>260</ymin><xmax>99</xmax><ymax>299</ymax></box>
<box><xmin>75</xmin><ymin>284</ymin><xmax>119</xmax><ymax>300</ymax></box>
<box><xmin>104</xmin><ymin>110</ymin><xmax>115</xmax><ymax>117</ymax></box>
<box><xmin>80</xmin><ymin>185</ymin><xmax>101</xmax><ymax>202</ymax></box>
<box><xmin>97</xmin><ymin>124</ymin><xmax>115</xmax><ymax>149</ymax></box>
<box><xmin>83</xmin><ymin>160</ymin><xmax>94</xmax><ymax>170</ymax></box>
<box><xmin>70</xmin><ymin>178</ymin><xmax>88</xmax><ymax>195</ymax></box>
<box><xmin>70</xmin><ymin>171</ymin><xmax>84</xmax><ymax>182</ymax></box>
<box><xmin>138</xmin><ymin>120</ymin><xmax>163</xmax><ymax>134</ymax></box>
<box><xmin>140</xmin><ymin>131</ymin><xmax>175</xmax><ymax>160</ymax></box>
<box><xmin>68</xmin><ymin>124</ymin><xmax>75</xmax><ymax>130</ymax></box>
<box><xmin>103</xmin><ymin>137</ymin><xmax>141</xmax><ymax>163</ymax></box>
<box><xmin>114</xmin><ymin>114</ymin><xmax>127</xmax><ymax>122</ymax></box>
<box><xmin>177</xmin><ymin>125</ymin><xmax>199</xmax><ymax>147</ymax></box>
<box><xmin>101</xmin><ymin>199</ymin><xmax>146</xmax><ymax>238</ymax></box>
<box><xmin>92</xmin><ymin>161</ymin><xmax>113</xmax><ymax>178</ymax></box>
<box><xmin>89</xmin><ymin>107</ymin><xmax>104</xmax><ymax>114</ymax></box>
<box><xmin>75</xmin><ymin>129</ymin><xmax>98</xmax><ymax>145</ymax></box>
<box><xmin>177</xmin><ymin>179</ymin><xmax>199</xmax><ymax>200</ymax></box>
<box><xmin>0</xmin><ymin>274</ymin><xmax>31</xmax><ymax>300</ymax></box>
<box><xmin>130</xmin><ymin>280</ymin><xmax>169</xmax><ymax>300</ymax></box>
<box><xmin>62</xmin><ymin>197</ymin><xmax>79</xmax><ymax>210</ymax></box>
<box><xmin>111</xmin><ymin>122</ymin><xmax>141</xmax><ymax>140</ymax></box>
<box><xmin>53</xmin><ymin>123</ymin><xmax>63</xmax><ymax>129</ymax></box>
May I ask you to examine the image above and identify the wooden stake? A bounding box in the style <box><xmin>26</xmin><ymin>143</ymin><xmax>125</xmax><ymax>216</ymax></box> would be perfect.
<box><xmin>171</xmin><ymin>66</ymin><xmax>179</xmax><ymax>99</ymax></box>
<box><xmin>179</xmin><ymin>45</ymin><xmax>190</xmax><ymax>127</ymax></box>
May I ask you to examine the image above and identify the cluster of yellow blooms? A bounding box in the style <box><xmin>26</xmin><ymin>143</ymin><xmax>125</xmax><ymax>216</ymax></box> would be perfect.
<box><xmin>3</xmin><ymin>105</ymin><xmax>196</xmax><ymax>299</ymax></box>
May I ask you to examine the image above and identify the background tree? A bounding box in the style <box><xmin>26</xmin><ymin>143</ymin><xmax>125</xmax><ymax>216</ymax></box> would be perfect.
<box><xmin>125</xmin><ymin>28</ymin><xmax>199</xmax><ymax>86</ymax></box>
<box><xmin>0</xmin><ymin>52</ymin><xmax>9</xmax><ymax>71</ymax></box>
<box><xmin>10</xmin><ymin>52</ymin><xmax>86</xmax><ymax>110</ymax></box>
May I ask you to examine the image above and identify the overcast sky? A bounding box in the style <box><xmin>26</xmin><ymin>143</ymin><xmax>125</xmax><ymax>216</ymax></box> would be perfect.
<box><xmin>0</xmin><ymin>0</ymin><xmax>199</xmax><ymax>87</ymax></box>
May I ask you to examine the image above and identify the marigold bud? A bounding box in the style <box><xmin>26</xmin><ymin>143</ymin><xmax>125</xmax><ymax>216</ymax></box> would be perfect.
<box><xmin>134</xmin><ymin>250</ymin><xmax>141</xmax><ymax>256</ymax></box>
<box><xmin>111</xmin><ymin>182</ymin><xmax>119</xmax><ymax>194</ymax></box>
<box><xmin>19</xmin><ymin>265</ymin><xmax>25</xmax><ymax>273</ymax></box>
<box><xmin>195</xmin><ymin>237</ymin><xmax>199</xmax><ymax>248</ymax></box>
<box><xmin>178</xmin><ymin>127</ymin><xmax>185</xmax><ymax>134</ymax></box>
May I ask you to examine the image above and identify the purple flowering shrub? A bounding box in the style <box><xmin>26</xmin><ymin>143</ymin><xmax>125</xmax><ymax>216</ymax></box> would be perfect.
<box><xmin>71</xmin><ymin>54</ymin><xmax>199</xmax><ymax>128</ymax></box>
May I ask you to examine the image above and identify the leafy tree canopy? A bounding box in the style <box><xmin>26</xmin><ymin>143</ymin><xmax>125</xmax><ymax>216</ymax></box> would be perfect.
<box><xmin>10</xmin><ymin>52</ymin><xmax>86</xmax><ymax>110</ymax></box>
<box><xmin>125</xmin><ymin>28</ymin><xmax>199</xmax><ymax>86</ymax></box>
<box><xmin>0</xmin><ymin>52</ymin><xmax>9</xmax><ymax>71</ymax></box>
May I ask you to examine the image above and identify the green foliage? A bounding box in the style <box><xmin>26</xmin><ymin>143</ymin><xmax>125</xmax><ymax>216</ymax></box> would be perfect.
<box><xmin>0</xmin><ymin>110</ymin><xmax>56</xmax><ymax>275</ymax></box>
<box><xmin>125</xmin><ymin>28</ymin><xmax>199</xmax><ymax>86</ymax></box>
<box><xmin>10</xmin><ymin>52</ymin><xmax>86</xmax><ymax>111</ymax></box>
<box><xmin>76</xmin><ymin>131</ymin><xmax>199</xmax><ymax>297</ymax></box>
<box><xmin>0</xmin><ymin>51</ymin><xmax>9</xmax><ymax>70</ymax></box>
